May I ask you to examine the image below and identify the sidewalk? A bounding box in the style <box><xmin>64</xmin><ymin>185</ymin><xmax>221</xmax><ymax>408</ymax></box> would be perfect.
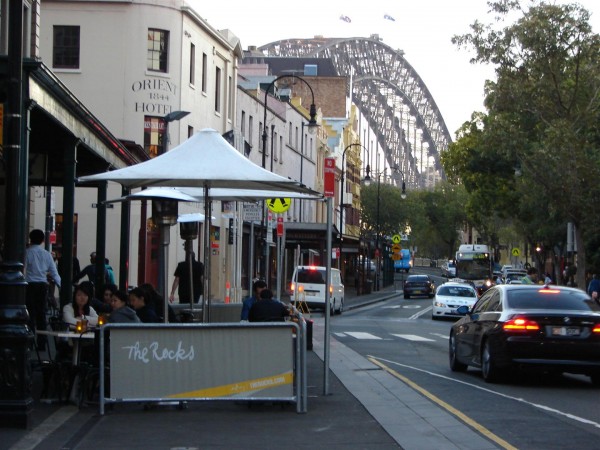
<box><xmin>5</xmin><ymin>285</ymin><xmax>498</xmax><ymax>450</ymax></box>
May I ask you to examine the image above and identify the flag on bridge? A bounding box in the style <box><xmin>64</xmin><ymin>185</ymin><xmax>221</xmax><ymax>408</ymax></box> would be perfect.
<box><xmin>384</xmin><ymin>14</ymin><xmax>396</xmax><ymax>21</ymax></box>
<box><xmin>340</xmin><ymin>15</ymin><xmax>351</xmax><ymax>23</ymax></box>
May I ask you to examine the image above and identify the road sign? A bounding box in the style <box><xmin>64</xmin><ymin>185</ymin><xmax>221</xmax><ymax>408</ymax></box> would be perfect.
<box><xmin>392</xmin><ymin>234</ymin><xmax>401</xmax><ymax>244</ymax></box>
<box><xmin>277</xmin><ymin>217</ymin><xmax>284</xmax><ymax>237</ymax></box>
<box><xmin>512</xmin><ymin>247</ymin><xmax>520</xmax><ymax>257</ymax></box>
<box><xmin>243</xmin><ymin>203</ymin><xmax>262</xmax><ymax>222</ymax></box>
<box><xmin>392</xmin><ymin>254</ymin><xmax>401</xmax><ymax>261</ymax></box>
<box><xmin>266</xmin><ymin>198</ymin><xmax>291</xmax><ymax>214</ymax></box>
<box><xmin>392</xmin><ymin>243</ymin><xmax>401</xmax><ymax>252</ymax></box>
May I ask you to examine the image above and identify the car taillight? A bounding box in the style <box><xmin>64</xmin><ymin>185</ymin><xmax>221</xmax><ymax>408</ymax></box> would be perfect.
<box><xmin>290</xmin><ymin>282</ymin><xmax>296</xmax><ymax>292</ymax></box>
<box><xmin>503</xmin><ymin>318</ymin><xmax>540</xmax><ymax>332</ymax></box>
<box><xmin>329</xmin><ymin>285</ymin><xmax>333</xmax><ymax>294</ymax></box>
<box><xmin>593</xmin><ymin>324</ymin><xmax>600</xmax><ymax>334</ymax></box>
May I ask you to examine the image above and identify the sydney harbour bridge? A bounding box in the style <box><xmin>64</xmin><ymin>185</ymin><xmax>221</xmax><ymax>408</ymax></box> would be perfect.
<box><xmin>258</xmin><ymin>35</ymin><xmax>452</xmax><ymax>189</ymax></box>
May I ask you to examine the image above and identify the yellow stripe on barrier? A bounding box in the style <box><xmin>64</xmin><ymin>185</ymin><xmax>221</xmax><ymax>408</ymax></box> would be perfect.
<box><xmin>167</xmin><ymin>371</ymin><xmax>294</xmax><ymax>399</ymax></box>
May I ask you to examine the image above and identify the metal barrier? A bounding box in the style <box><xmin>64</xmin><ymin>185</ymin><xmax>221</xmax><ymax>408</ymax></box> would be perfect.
<box><xmin>99</xmin><ymin>318</ymin><xmax>307</xmax><ymax>414</ymax></box>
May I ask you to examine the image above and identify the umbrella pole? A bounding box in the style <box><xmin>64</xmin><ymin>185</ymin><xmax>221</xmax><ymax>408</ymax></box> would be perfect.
<box><xmin>203</xmin><ymin>186</ymin><xmax>210</xmax><ymax>323</ymax></box>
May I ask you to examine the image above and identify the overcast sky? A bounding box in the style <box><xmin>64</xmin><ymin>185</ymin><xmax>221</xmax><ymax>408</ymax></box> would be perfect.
<box><xmin>191</xmin><ymin>0</ymin><xmax>598</xmax><ymax>138</ymax></box>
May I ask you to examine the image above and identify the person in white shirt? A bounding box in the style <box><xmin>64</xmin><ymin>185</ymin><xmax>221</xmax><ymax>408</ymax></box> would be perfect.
<box><xmin>25</xmin><ymin>229</ymin><xmax>61</xmax><ymax>349</ymax></box>
<box><xmin>63</xmin><ymin>283</ymin><xmax>98</xmax><ymax>328</ymax></box>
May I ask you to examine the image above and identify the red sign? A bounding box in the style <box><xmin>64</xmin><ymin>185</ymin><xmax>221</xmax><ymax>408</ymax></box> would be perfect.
<box><xmin>277</xmin><ymin>217</ymin><xmax>284</xmax><ymax>237</ymax></box>
<box><xmin>324</xmin><ymin>157</ymin><xmax>336</xmax><ymax>197</ymax></box>
<box><xmin>49</xmin><ymin>231</ymin><xmax>57</xmax><ymax>244</ymax></box>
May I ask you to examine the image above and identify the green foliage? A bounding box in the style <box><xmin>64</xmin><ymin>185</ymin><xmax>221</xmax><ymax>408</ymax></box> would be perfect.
<box><xmin>443</xmin><ymin>0</ymin><xmax>600</xmax><ymax>285</ymax></box>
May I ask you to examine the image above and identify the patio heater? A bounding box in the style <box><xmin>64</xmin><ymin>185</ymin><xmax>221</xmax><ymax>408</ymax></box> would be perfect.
<box><xmin>152</xmin><ymin>199</ymin><xmax>178</xmax><ymax>323</ymax></box>
<box><xmin>178</xmin><ymin>214</ymin><xmax>201</xmax><ymax>319</ymax></box>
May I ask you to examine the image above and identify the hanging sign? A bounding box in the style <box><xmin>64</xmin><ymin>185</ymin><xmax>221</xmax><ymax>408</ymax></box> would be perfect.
<box><xmin>324</xmin><ymin>157</ymin><xmax>336</xmax><ymax>198</ymax></box>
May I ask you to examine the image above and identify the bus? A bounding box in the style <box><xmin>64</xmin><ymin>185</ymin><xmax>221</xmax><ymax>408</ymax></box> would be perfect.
<box><xmin>455</xmin><ymin>244</ymin><xmax>493</xmax><ymax>294</ymax></box>
<box><xmin>394</xmin><ymin>248</ymin><xmax>412</xmax><ymax>273</ymax></box>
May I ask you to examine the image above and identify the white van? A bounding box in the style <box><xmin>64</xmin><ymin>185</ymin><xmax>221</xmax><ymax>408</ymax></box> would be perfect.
<box><xmin>289</xmin><ymin>266</ymin><xmax>344</xmax><ymax>314</ymax></box>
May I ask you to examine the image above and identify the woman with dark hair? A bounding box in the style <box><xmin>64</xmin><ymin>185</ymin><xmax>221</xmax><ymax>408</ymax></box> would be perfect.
<box><xmin>138</xmin><ymin>283</ymin><xmax>178</xmax><ymax>322</ymax></box>
<box><xmin>91</xmin><ymin>283</ymin><xmax>117</xmax><ymax>314</ymax></box>
<box><xmin>108</xmin><ymin>290</ymin><xmax>140</xmax><ymax>323</ymax></box>
<box><xmin>63</xmin><ymin>283</ymin><xmax>99</xmax><ymax>328</ymax></box>
<box><xmin>129</xmin><ymin>287</ymin><xmax>161</xmax><ymax>323</ymax></box>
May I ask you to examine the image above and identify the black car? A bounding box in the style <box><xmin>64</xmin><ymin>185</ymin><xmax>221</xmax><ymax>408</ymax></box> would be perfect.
<box><xmin>449</xmin><ymin>284</ymin><xmax>600</xmax><ymax>384</ymax></box>
<box><xmin>403</xmin><ymin>275</ymin><xmax>435</xmax><ymax>299</ymax></box>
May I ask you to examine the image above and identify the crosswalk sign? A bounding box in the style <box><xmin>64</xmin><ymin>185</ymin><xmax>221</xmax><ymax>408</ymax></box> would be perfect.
<box><xmin>266</xmin><ymin>198</ymin><xmax>291</xmax><ymax>214</ymax></box>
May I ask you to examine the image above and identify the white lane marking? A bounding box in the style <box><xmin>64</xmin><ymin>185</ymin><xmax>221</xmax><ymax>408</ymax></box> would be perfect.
<box><xmin>402</xmin><ymin>305</ymin><xmax>421</xmax><ymax>309</ymax></box>
<box><xmin>430</xmin><ymin>333</ymin><xmax>449</xmax><ymax>340</ymax></box>
<box><xmin>371</xmin><ymin>355</ymin><xmax>600</xmax><ymax>430</ymax></box>
<box><xmin>409</xmin><ymin>305</ymin><xmax>432</xmax><ymax>319</ymax></box>
<box><xmin>334</xmin><ymin>332</ymin><xmax>346</xmax><ymax>337</ymax></box>
<box><xmin>392</xmin><ymin>334</ymin><xmax>436</xmax><ymax>342</ymax></box>
<box><xmin>10</xmin><ymin>406</ymin><xmax>79</xmax><ymax>450</ymax></box>
<box><xmin>382</xmin><ymin>305</ymin><xmax>402</xmax><ymax>309</ymax></box>
<box><xmin>345</xmin><ymin>332</ymin><xmax>383</xmax><ymax>340</ymax></box>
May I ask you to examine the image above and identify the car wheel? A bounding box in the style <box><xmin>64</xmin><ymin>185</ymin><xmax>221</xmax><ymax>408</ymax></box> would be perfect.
<box><xmin>481</xmin><ymin>340</ymin><xmax>504</xmax><ymax>383</ymax></box>
<box><xmin>337</xmin><ymin>299</ymin><xmax>344</xmax><ymax>315</ymax></box>
<box><xmin>449</xmin><ymin>331</ymin><xmax>467</xmax><ymax>372</ymax></box>
<box><xmin>590</xmin><ymin>373</ymin><xmax>600</xmax><ymax>387</ymax></box>
<box><xmin>330</xmin><ymin>300</ymin><xmax>335</xmax><ymax>316</ymax></box>
<box><xmin>404</xmin><ymin>294</ymin><xmax>410</xmax><ymax>299</ymax></box>
<box><xmin>431</xmin><ymin>313</ymin><xmax>439</xmax><ymax>321</ymax></box>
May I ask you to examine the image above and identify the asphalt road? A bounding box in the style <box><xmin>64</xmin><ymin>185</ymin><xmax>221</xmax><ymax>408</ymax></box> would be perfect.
<box><xmin>328</xmin><ymin>269</ymin><xmax>600</xmax><ymax>450</ymax></box>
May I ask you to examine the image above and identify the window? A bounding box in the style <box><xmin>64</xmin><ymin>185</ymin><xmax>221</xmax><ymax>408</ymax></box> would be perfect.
<box><xmin>241</xmin><ymin>111</ymin><xmax>246</xmax><ymax>138</ymax></box>
<box><xmin>147</xmin><ymin>29</ymin><xmax>168</xmax><ymax>72</ymax></box>
<box><xmin>249</xmin><ymin>116</ymin><xmax>253</xmax><ymax>144</ymax></box>
<box><xmin>259</xmin><ymin>121</ymin><xmax>264</xmax><ymax>153</ymax></box>
<box><xmin>53</xmin><ymin>26</ymin><xmax>80</xmax><ymax>69</ymax></box>
<box><xmin>279</xmin><ymin>136</ymin><xmax>283</xmax><ymax>163</ymax></box>
<box><xmin>143</xmin><ymin>116</ymin><xmax>166</xmax><ymax>157</ymax></box>
<box><xmin>188</xmin><ymin>126</ymin><xmax>194</xmax><ymax>138</ymax></box>
<box><xmin>215</xmin><ymin>67</ymin><xmax>221</xmax><ymax>113</ymax></box>
<box><xmin>228</xmin><ymin>75</ymin><xmax>233</xmax><ymax>121</ymax></box>
<box><xmin>288</xmin><ymin>122</ymin><xmax>292</xmax><ymax>145</ymax></box>
<box><xmin>273</xmin><ymin>132</ymin><xmax>278</xmax><ymax>161</ymax></box>
<box><xmin>189</xmin><ymin>43</ymin><xmax>195</xmax><ymax>85</ymax></box>
<box><xmin>202</xmin><ymin>53</ymin><xmax>207</xmax><ymax>92</ymax></box>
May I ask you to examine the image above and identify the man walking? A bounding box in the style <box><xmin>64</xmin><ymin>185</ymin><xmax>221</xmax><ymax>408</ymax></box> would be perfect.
<box><xmin>169</xmin><ymin>252</ymin><xmax>204</xmax><ymax>304</ymax></box>
<box><xmin>25</xmin><ymin>229</ymin><xmax>61</xmax><ymax>349</ymax></box>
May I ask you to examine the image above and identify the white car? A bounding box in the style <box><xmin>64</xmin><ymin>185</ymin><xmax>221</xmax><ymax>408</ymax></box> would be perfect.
<box><xmin>432</xmin><ymin>282</ymin><xmax>478</xmax><ymax>320</ymax></box>
<box><xmin>441</xmin><ymin>261</ymin><xmax>456</xmax><ymax>278</ymax></box>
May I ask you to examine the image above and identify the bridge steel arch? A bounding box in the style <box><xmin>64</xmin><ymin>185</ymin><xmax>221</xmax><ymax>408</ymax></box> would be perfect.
<box><xmin>259</xmin><ymin>36</ymin><xmax>451</xmax><ymax>188</ymax></box>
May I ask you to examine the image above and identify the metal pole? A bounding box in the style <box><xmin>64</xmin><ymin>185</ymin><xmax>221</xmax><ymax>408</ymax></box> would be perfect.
<box><xmin>375</xmin><ymin>175</ymin><xmax>381</xmax><ymax>291</ymax></box>
<box><xmin>324</xmin><ymin>197</ymin><xmax>332</xmax><ymax>395</ymax></box>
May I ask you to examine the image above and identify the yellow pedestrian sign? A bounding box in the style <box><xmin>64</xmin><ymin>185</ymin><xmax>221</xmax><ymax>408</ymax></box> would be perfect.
<box><xmin>512</xmin><ymin>247</ymin><xmax>520</xmax><ymax>257</ymax></box>
<box><xmin>392</xmin><ymin>234</ymin><xmax>401</xmax><ymax>244</ymax></box>
<box><xmin>392</xmin><ymin>243</ymin><xmax>401</xmax><ymax>252</ymax></box>
<box><xmin>266</xmin><ymin>198</ymin><xmax>291</xmax><ymax>214</ymax></box>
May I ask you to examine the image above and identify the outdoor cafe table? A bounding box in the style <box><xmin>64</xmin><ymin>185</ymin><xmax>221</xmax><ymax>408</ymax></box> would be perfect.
<box><xmin>36</xmin><ymin>329</ymin><xmax>96</xmax><ymax>365</ymax></box>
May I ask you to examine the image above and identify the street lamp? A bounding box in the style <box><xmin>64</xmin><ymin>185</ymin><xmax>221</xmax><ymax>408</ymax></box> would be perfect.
<box><xmin>161</xmin><ymin>110</ymin><xmax>190</xmax><ymax>154</ymax></box>
<box><xmin>363</xmin><ymin>165</ymin><xmax>407</xmax><ymax>291</ymax></box>
<box><xmin>260</xmin><ymin>75</ymin><xmax>318</xmax><ymax>281</ymax></box>
<box><xmin>262</xmin><ymin>75</ymin><xmax>318</xmax><ymax>170</ymax></box>
<box><xmin>339</xmin><ymin>143</ymin><xmax>367</xmax><ymax>269</ymax></box>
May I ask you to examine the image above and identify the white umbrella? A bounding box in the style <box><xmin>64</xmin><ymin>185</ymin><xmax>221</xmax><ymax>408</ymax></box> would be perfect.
<box><xmin>79</xmin><ymin>129</ymin><xmax>320</xmax><ymax>322</ymax></box>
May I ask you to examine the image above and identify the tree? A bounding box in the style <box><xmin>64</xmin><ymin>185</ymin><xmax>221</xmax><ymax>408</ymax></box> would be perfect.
<box><xmin>448</xmin><ymin>0</ymin><xmax>600</xmax><ymax>287</ymax></box>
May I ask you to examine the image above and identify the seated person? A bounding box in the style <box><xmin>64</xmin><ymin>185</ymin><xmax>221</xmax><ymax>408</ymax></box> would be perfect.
<box><xmin>129</xmin><ymin>287</ymin><xmax>161</xmax><ymax>323</ymax></box>
<box><xmin>63</xmin><ymin>283</ymin><xmax>99</xmax><ymax>328</ymax></box>
<box><xmin>92</xmin><ymin>283</ymin><xmax>117</xmax><ymax>314</ymax></box>
<box><xmin>108</xmin><ymin>290</ymin><xmax>141</xmax><ymax>323</ymax></box>
<box><xmin>138</xmin><ymin>283</ymin><xmax>178</xmax><ymax>323</ymax></box>
<box><xmin>249</xmin><ymin>289</ymin><xmax>290</xmax><ymax>322</ymax></box>
<box><xmin>241</xmin><ymin>279</ymin><xmax>267</xmax><ymax>321</ymax></box>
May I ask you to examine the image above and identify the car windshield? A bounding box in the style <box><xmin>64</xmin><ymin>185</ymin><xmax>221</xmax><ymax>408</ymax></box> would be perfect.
<box><xmin>407</xmin><ymin>276</ymin><xmax>428</xmax><ymax>282</ymax></box>
<box><xmin>296</xmin><ymin>269</ymin><xmax>326</xmax><ymax>284</ymax></box>
<box><xmin>438</xmin><ymin>286</ymin><xmax>475</xmax><ymax>297</ymax></box>
<box><xmin>507</xmin><ymin>289</ymin><xmax>600</xmax><ymax>311</ymax></box>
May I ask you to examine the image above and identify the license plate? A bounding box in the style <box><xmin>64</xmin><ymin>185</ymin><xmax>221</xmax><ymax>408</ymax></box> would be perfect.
<box><xmin>305</xmin><ymin>291</ymin><xmax>318</xmax><ymax>297</ymax></box>
<box><xmin>551</xmin><ymin>326</ymin><xmax>580</xmax><ymax>336</ymax></box>
<box><xmin>450</xmin><ymin>309</ymin><xmax>458</xmax><ymax>315</ymax></box>
<box><xmin>413</xmin><ymin>290</ymin><xmax>422</xmax><ymax>294</ymax></box>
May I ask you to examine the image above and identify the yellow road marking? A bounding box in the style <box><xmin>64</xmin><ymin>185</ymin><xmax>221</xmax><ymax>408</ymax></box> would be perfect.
<box><xmin>368</xmin><ymin>357</ymin><xmax>518</xmax><ymax>450</ymax></box>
